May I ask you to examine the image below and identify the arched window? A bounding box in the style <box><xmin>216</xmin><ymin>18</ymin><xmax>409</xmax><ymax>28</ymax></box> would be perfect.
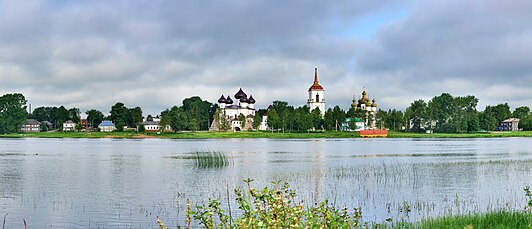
<box><xmin>316</xmin><ymin>94</ymin><xmax>320</xmax><ymax>102</ymax></box>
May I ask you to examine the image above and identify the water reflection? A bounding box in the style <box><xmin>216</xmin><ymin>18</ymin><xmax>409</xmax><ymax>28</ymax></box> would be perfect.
<box><xmin>0</xmin><ymin>138</ymin><xmax>531</xmax><ymax>227</ymax></box>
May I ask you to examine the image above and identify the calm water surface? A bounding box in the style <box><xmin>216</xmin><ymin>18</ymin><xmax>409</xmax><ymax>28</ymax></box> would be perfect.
<box><xmin>1</xmin><ymin>137</ymin><xmax>531</xmax><ymax>228</ymax></box>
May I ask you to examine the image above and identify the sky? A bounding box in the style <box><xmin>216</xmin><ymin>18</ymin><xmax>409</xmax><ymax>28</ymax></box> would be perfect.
<box><xmin>1</xmin><ymin>0</ymin><xmax>532</xmax><ymax>116</ymax></box>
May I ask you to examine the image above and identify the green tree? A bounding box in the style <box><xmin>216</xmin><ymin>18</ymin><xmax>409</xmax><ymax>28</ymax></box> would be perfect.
<box><xmin>109</xmin><ymin>102</ymin><xmax>130</xmax><ymax>131</ymax></box>
<box><xmin>384</xmin><ymin>109</ymin><xmax>404</xmax><ymax>131</ymax></box>
<box><xmin>252</xmin><ymin>114</ymin><xmax>261</xmax><ymax>130</ymax></box>
<box><xmin>52</xmin><ymin>106</ymin><xmax>69</xmax><ymax>128</ymax></box>
<box><xmin>137</xmin><ymin>124</ymin><xmax>146</xmax><ymax>133</ymax></box>
<box><xmin>405</xmin><ymin>99</ymin><xmax>427</xmax><ymax>132</ymax></box>
<box><xmin>267</xmin><ymin>109</ymin><xmax>280</xmax><ymax>132</ymax></box>
<box><xmin>310</xmin><ymin>108</ymin><xmax>323</xmax><ymax>130</ymax></box>
<box><xmin>427</xmin><ymin>93</ymin><xmax>454</xmax><ymax>131</ymax></box>
<box><xmin>324</xmin><ymin>106</ymin><xmax>346</xmax><ymax>131</ymax></box>
<box><xmin>130</xmin><ymin>106</ymin><xmax>143</xmax><ymax>127</ymax></box>
<box><xmin>513</xmin><ymin>106</ymin><xmax>530</xmax><ymax>119</ymax></box>
<box><xmin>238</xmin><ymin>114</ymin><xmax>246</xmax><ymax>131</ymax></box>
<box><xmin>68</xmin><ymin>108</ymin><xmax>81</xmax><ymax>123</ymax></box>
<box><xmin>86</xmin><ymin>109</ymin><xmax>104</xmax><ymax>128</ymax></box>
<box><xmin>0</xmin><ymin>93</ymin><xmax>28</xmax><ymax>134</ymax></box>
<box><xmin>376</xmin><ymin>109</ymin><xmax>387</xmax><ymax>129</ymax></box>
<box><xmin>182</xmin><ymin>96</ymin><xmax>212</xmax><ymax>130</ymax></box>
<box><xmin>520</xmin><ymin>115</ymin><xmax>532</xmax><ymax>131</ymax></box>
<box><xmin>146</xmin><ymin>114</ymin><xmax>154</xmax><ymax>121</ymax></box>
<box><xmin>479</xmin><ymin>110</ymin><xmax>498</xmax><ymax>131</ymax></box>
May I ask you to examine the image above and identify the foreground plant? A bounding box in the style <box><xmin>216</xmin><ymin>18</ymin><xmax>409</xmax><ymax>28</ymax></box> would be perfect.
<box><xmin>184</xmin><ymin>178</ymin><xmax>365</xmax><ymax>228</ymax></box>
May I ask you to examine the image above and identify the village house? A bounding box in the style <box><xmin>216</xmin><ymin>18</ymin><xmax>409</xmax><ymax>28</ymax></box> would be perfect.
<box><xmin>499</xmin><ymin>118</ymin><xmax>520</xmax><ymax>131</ymax></box>
<box><xmin>20</xmin><ymin>119</ymin><xmax>41</xmax><ymax>132</ymax></box>
<box><xmin>62</xmin><ymin>120</ymin><xmax>76</xmax><ymax>132</ymax></box>
<box><xmin>98</xmin><ymin>120</ymin><xmax>116</xmax><ymax>132</ymax></box>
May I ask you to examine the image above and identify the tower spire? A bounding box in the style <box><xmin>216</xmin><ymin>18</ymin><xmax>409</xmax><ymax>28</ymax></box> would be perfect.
<box><xmin>314</xmin><ymin>67</ymin><xmax>318</xmax><ymax>84</ymax></box>
<box><xmin>309</xmin><ymin>67</ymin><xmax>323</xmax><ymax>90</ymax></box>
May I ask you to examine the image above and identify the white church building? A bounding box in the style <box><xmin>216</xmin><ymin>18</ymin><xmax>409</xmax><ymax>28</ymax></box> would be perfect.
<box><xmin>210</xmin><ymin>88</ymin><xmax>256</xmax><ymax>131</ymax></box>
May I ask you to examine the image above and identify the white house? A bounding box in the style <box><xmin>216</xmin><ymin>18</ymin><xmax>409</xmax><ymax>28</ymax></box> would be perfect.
<box><xmin>62</xmin><ymin>120</ymin><xmax>76</xmax><ymax>131</ymax></box>
<box><xmin>98</xmin><ymin>120</ymin><xmax>116</xmax><ymax>132</ymax></box>
<box><xmin>20</xmin><ymin>119</ymin><xmax>41</xmax><ymax>132</ymax></box>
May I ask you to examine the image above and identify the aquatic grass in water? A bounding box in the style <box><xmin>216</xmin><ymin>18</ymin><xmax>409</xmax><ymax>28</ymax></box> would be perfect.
<box><xmin>193</xmin><ymin>150</ymin><xmax>230</xmax><ymax>168</ymax></box>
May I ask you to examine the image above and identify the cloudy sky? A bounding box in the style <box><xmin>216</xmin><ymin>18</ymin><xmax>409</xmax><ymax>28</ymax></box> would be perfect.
<box><xmin>1</xmin><ymin>0</ymin><xmax>531</xmax><ymax>115</ymax></box>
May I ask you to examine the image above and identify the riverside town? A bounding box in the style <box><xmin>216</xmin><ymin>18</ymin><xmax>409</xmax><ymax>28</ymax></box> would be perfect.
<box><xmin>1</xmin><ymin>1</ymin><xmax>532</xmax><ymax>228</ymax></box>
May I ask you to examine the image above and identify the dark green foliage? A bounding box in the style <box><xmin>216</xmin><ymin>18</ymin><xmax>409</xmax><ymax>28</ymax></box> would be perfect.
<box><xmin>86</xmin><ymin>109</ymin><xmax>104</xmax><ymax>128</ymax></box>
<box><xmin>130</xmin><ymin>106</ymin><xmax>143</xmax><ymax>127</ymax></box>
<box><xmin>324</xmin><ymin>106</ymin><xmax>346</xmax><ymax>131</ymax></box>
<box><xmin>238</xmin><ymin>114</ymin><xmax>246</xmax><ymax>130</ymax></box>
<box><xmin>252</xmin><ymin>112</ymin><xmax>261</xmax><ymax>130</ymax></box>
<box><xmin>109</xmin><ymin>102</ymin><xmax>132</xmax><ymax>130</ymax></box>
<box><xmin>380</xmin><ymin>109</ymin><xmax>405</xmax><ymax>131</ymax></box>
<box><xmin>160</xmin><ymin>96</ymin><xmax>214</xmax><ymax>132</ymax></box>
<box><xmin>68</xmin><ymin>108</ymin><xmax>81</xmax><ymax>123</ymax></box>
<box><xmin>0</xmin><ymin>93</ymin><xmax>28</xmax><ymax>134</ymax></box>
<box><xmin>33</xmin><ymin>105</ymin><xmax>79</xmax><ymax>129</ymax></box>
<box><xmin>513</xmin><ymin>106</ymin><xmax>530</xmax><ymax>119</ymax></box>
<box><xmin>137</xmin><ymin>124</ymin><xmax>145</xmax><ymax>133</ymax></box>
<box><xmin>266</xmin><ymin>109</ymin><xmax>280</xmax><ymax>132</ymax></box>
<box><xmin>405</xmin><ymin>99</ymin><xmax>427</xmax><ymax>132</ymax></box>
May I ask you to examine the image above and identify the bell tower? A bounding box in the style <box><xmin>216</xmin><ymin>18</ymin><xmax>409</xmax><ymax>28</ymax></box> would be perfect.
<box><xmin>307</xmin><ymin>68</ymin><xmax>325</xmax><ymax>116</ymax></box>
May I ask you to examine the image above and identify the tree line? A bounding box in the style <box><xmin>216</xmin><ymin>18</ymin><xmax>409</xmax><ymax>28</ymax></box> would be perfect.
<box><xmin>1</xmin><ymin>92</ymin><xmax>531</xmax><ymax>134</ymax></box>
<box><xmin>401</xmin><ymin>93</ymin><xmax>532</xmax><ymax>132</ymax></box>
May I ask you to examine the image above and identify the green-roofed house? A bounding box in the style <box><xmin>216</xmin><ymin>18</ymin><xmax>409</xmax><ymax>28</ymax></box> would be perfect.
<box><xmin>341</xmin><ymin>117</ymin><xmax>365</xmax><ymax>132</ymax></box>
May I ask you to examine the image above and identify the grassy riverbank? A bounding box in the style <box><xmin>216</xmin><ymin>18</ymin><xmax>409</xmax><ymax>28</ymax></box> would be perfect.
<box><xmin>2</xmin><ymin>130</ymin><xmax>532</xmax><ymax>139</ymax></box>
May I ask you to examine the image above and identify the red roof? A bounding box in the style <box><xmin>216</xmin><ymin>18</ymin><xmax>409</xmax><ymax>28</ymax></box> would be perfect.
<box><xmin>309</xmin><ymin>68</ymin><xmax>323</xmax><ymax>90</ymax></box>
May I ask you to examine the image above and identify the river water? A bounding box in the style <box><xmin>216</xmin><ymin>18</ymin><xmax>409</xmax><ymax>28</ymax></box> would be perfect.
<box><xmin>0</xmin><ymin>137</ymin><xmax>531</xmax><ymax>228</ymax></box>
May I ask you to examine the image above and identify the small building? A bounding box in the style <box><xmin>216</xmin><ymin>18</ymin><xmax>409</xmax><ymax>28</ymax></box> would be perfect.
<box><xmin>141</xmin><ymin>121</ymin><xmax>160</xmax><ymax>132</ymax></box>
<box><xmin>20</xmin><ymin>119</ymin><xmax>41</xmax><ymax>132</ymax></box>
<box><xmin>62</xmin><ymin>120</ymin><xmax>76</xmax><ymax>132</ymax></box>
<box><xmin>98</xmin><ymin>120</ymin><xmax>116</xmax><ymax>132</ymax></box>
<box><xmin>499</xmin><ymin>118</ymin><xmax>520</xmax><ymax>131</ymax></box>
<box><xmin>341</xmin><ymin>117</ymin><xmax>365</xmax><ymax>132</ymax></box>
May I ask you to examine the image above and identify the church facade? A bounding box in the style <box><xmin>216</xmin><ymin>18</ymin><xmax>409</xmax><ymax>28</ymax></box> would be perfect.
<box><xmin>307</xmin><ymin>68</ymin><xmax>325</xmax><ymax>117</ymax></box>
<box><xmin>352</xmin><ymin>89</ymin><xmax>378</xmax><ymax>129</ymax></box>
<box><xmin>210</xmin><ymin>88</ymin><xmax>256</xmax><ymax>131</ymax></box>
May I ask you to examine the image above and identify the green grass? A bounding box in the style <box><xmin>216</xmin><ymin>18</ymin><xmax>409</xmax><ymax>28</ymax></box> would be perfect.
<box><xmin>388</xmin><ymin>130</ymin><xmax>532</xmax><ymax>138</ymax></box>
<box><xmin>0</xmin><ymin>130</ymin><xmax>361</xmax><ymax>139</ymax></box>
<box><xmin>193</xmin><ymin>150</ymin><xmax>230</xmax><ymax>168</ymax></box>
<box><xmin>3</xmin><ymin>130</ymin><xmax>532</xmax><ymax>139</ymax></box>
<box><xmin>413</xmin><ymin>211</ymin><xmax>532</xmax><ymax>229</ymax></box>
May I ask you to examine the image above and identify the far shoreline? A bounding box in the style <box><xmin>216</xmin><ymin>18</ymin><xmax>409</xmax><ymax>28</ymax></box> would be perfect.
<box><xmin>2</xmin><ymin>130</ymin><xmax>532</xmax><ymax>139</ymax></box>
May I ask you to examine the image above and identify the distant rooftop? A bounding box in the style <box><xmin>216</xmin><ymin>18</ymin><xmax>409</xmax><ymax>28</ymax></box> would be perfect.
<box><xmin>98</xmin><ymin>120</ymin><xmax>115</xmax><ymax>127</ymax></box>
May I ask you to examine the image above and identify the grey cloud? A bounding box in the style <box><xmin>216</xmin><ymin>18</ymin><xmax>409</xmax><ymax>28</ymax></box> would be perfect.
<box><xmin>356</xmin><ymin>0</ymin><xmax>532</xmax><ymax>109</ymax></box>
<box><xmin>1</xmin><ymin>0</ymin><xmax>531</xmax><ymax>115</ymax></box>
